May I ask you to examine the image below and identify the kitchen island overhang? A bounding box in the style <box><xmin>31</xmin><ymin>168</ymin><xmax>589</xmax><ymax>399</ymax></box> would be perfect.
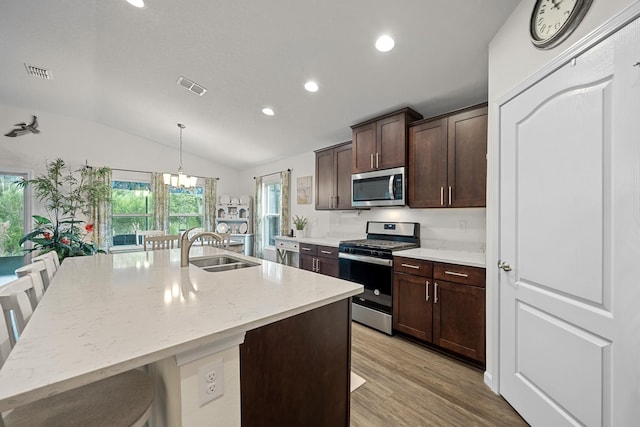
<box><xmin>0</xmin><ymin>247</ymin><xmax>363</xmax><ymax>426</ymax></box>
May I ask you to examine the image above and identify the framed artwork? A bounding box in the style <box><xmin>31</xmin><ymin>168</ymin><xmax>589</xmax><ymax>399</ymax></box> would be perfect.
<box><xmin>297</xmin><ymin>176</ymin><xmax>312</xmax><ymax>204</ymax></box>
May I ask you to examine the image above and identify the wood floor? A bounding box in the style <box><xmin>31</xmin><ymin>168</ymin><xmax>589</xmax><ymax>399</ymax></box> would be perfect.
<box><xmin>350</xmin><ymin>322</ymin><xmax>529</xmax><ymax>427</ymax></box>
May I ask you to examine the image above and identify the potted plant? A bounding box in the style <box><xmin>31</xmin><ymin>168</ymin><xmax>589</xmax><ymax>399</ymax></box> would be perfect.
<box><xmin>292</xmin><ymin>215</ymin><xmax>308</xmax><ymax>238</ymax></box>
<box><xmin>16</xmin><ymin>158</ymin><xmax>111</xmax><ymax>262</ymax></box>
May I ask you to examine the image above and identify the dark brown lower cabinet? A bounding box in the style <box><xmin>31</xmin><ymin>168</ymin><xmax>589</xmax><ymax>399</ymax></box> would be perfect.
<box><xmin>299</xmin><ymin>243</ymin><xmax>339</xmax><ymax>278</ymax></box>
<box><xmin>393</xmin><ymin>272</ymin><xmax>432</xmax><ymax>342</ymax></box>
<box><xmin>393</xmin><ymin>257</ymin><xmax>486</xmax><ymax>365</ymax></box>
<box><xmin>240</xmin><ymin>299</ymin><xmax>351</xmax><ymax>427</ymax></box>
<box><xmin>433</xmin><ymin>279</ymin><xmax>485</xmax><ymax>363</ymax></box>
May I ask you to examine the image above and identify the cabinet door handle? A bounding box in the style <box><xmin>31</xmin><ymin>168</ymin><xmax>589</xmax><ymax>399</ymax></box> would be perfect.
<box><xmin>434</xmin><ymin>282</ymin><xmax>439</xmax><ymax>304</ymax></box>
<box><xmin>445</xmin><ymin>271</ymin><xmax>468</xmax><ymax>278</ymax></box>
<box><xmin>440</xmin><ymin>187</ymin><xmax>444</xmax><ymax>206</ymax></box>
<box><xmin>315</xmin><ymin>258</ymin><xmax>320</xmax><ymax>272</ymax></box>
<box><xmin>401</xmin><ymin>263</ymin><xmax>420</xmax><ymax>270</ymax></box>
<box><xmin>448</xmin><ymin>186</ymin><xmax>452</xmax><ymax>206</ymax></box>
<box><xmin>302</xmin><ymin>247</ymin><xmax>312</xmax><ymax>251</ymax></box>
<box><xmin>370</xmin><ymin>153</ymin><xmax>374</xmax><ymax>169</ymax></box>
<box><xmin>312</xmin><ymin>258</ymin><xmax>317</xmax><ymax>271</ymax></box>
<box><xmin>320</xmin><ymin>250</ymin><xmax>333</xmax><ymax>255</ymax></box>
<box><xmin>376</xmin><ymin>152</ymin><xmax>380</xmax><ymax>168</ymax></box>
<box><xmin>334</xmin><ymin>196</ymin><xmax>339</xmax><ymax>208</ymax></box>
<box><xmin>425</xmin><ymin>280</ymin><xmax>430</xmax><ymax>301</ymax></box>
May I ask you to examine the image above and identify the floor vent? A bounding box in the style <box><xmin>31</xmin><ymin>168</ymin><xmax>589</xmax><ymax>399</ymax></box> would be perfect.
<box><xmin>25</xmin><ymin>64</ymin><xmax>52</xmax><ymax>80</ymax></box>
<box><xmin>177</xmin><ymin>75</ymin><xmax>207</xmax><ymax>96</ymax></box>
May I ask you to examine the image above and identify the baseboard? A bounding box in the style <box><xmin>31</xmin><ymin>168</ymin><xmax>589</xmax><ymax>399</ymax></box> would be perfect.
<box><xmin>484</xmin><ymin>371</ymin><xmax>494</xmax><ymax>391</ymax></box>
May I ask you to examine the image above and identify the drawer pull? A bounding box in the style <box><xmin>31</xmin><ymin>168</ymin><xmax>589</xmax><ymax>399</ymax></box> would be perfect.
<box><xmin>445</xmin><ymin>271</ymin><xmax>468</xmax><ymax>278</ymax></box>
<box><xmin>301</xmin><ymin>247</ymin><xmax>312</xmax><ymax>251</ymax></box>
<box><xmin>320</xmin><ymin>250</ymin><xmax>333</xmax><ymax>255</ymax></box>
<box><xmin>401</xmin><ymin>263</ymin><xmax>420</xmax><ymax>270</ymax></box>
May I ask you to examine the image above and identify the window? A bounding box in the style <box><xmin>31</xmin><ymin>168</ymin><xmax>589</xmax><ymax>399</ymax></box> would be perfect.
<box><xmin>262</xmin><ymin>177</ymin><xmax>281</xmax><ymax>248</ymax></box>
<box><xmin>0</xmin><ymin>172</ymin><xmax>28</xmax><ymax>278</ymax></box>
<box><xmin>168</xmin><ymin>186</ymin><xmax>204</xmax><ymax>234</ymax></box>
<box><xmin>112</xmin><ymin>180</ymin><xmax>153</xmax><ymax>245</ymax></box>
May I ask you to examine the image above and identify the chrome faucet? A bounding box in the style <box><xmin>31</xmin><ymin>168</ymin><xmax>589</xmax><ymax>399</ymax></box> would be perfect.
<box><xmin>180</xmin><ymin>227</ymin><xmax>224</xmax><ymax>267</ymax></box>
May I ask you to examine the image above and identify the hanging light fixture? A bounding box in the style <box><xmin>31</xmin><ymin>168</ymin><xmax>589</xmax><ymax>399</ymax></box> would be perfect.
<box><xmin>163</xmin><ymin>123</ymin><xmax>198</xmax><ymax>188</ymax></box>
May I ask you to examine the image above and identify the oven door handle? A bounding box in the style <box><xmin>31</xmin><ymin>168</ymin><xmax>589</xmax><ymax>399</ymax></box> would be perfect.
<box><xmin>338</xmin><ymin>252</ymin><xmax>393</xmax><ymax>267</ymax></box>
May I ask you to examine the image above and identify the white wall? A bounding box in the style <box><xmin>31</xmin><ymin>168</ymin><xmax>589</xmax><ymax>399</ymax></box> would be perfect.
<box><xmin>239</xmin><ymin>148</ymin><xmax>487</xmax><ymax>262</ymax></box>
<box><xmin>485</xmin><ymin>0</ymin><xmax>638</xmax><ymax>389</ymax></box>
<box><xmin>0</xmin><ymin>103</ymin><xmax>242</xmax><ymax>202</ymax></box>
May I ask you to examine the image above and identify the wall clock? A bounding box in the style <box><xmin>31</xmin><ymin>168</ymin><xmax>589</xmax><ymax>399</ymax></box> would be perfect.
<box><xmin>530</xmin><ymin>0</ymin><xmax>593</xmax><ymax>49</ymax></box>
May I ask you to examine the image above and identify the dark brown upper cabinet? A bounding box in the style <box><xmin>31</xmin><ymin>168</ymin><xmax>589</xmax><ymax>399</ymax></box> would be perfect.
<box><xmin>315</xmin><ymin>142</ymin><xmax>354</xmax><ymax>210</ymax></box>
<box><xmin>351</xmin><ymin>108</ymin><xmax>423</xmax><ymax>174</ymax></box>
<box><xmin>408</xmin><ymin>104</ymin><xmax>487</xmax><ymax>208</ymax></box>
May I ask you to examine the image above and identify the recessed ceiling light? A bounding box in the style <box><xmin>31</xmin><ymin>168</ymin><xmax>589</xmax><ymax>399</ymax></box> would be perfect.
<box><xmin>304</xmin><ymin>81</ymin><xmax>319</xmax><ymax>93</ymax></box>
<box><xmin>262</xmin><ymin>107</ymin><xmax>275</xmax><ymax>116</ymax></box>
<box><xmin>375</xmin><ymin>35</ymin><xmax>395</xmax><ymax>52</ymax></box>
<box><xmin>126</xmin><ymin>0</ymin><xmax>145</xmax><ymax>8</ymax></box>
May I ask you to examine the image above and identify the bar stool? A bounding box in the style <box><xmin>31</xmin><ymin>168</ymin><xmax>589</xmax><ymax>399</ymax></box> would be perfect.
<box><xmin>16</xmin><ymin>260</ymin><xmax>52</xmax><ymax>291</ymax></box>
<box><xmin>28</xmin><ymin>255</ymin><xmax>56</xmax><ymax>289</ymax></box>
<box><xmin>0</xmin><ymin>275</ymin><xmax>155</xmax><ymax>427</ymax></box>
<box><xmin>10</xmin><ymin>266</ymin><xmax>45</xmax><ymax>309</ymax></box>
<box><xmin>32</xmin><ymin>251</ymin><xmax>60</xmax><ymax>272</ymax></box>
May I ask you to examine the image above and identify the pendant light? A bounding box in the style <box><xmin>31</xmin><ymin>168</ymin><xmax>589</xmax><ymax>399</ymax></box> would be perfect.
<box><xmin>163</xmin><ymin>123</ymin><xmax>198</xmax><ymax>188</ymax></box>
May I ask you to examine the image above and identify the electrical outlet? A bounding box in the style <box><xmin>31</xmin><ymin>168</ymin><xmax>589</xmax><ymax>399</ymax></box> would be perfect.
<box><xmin>198</xmin><ymin>359</ymin><xmax>224</xmax><ymax>406</ymax></box>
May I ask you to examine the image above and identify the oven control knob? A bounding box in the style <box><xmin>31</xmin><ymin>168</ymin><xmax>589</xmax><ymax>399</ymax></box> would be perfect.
<box><xmin>374</xmin><ymin>289</ymin><xmax>380</xmax><ymax>296</ymax></box>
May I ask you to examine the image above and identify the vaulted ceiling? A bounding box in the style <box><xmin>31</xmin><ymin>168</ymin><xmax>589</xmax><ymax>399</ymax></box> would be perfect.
<box><xmin>0</xmin><ymin>0</ymin><xmax>519</xmax><ymax>169</ymax></box>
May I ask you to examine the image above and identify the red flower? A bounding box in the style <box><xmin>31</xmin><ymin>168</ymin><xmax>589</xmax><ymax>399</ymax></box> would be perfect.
<box><xmin>85</xmin><ymin>224</ymin><xmax>94</xmax><ymax>233</ymax></box>
<box><xmin>43</xmin><ymin>232</ymin><xmax>52</xmax><ymax>240</ymax></box>
<box><xmin>61</xmin><ymin>237</ymin><xmax>70</xmax><ymax>245</ymax></box>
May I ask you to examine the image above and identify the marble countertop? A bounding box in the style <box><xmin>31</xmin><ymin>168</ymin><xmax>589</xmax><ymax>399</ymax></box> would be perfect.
<box><xmin>275</xmin><ymin>235</ymin><xmax>361</xmax><ymax>248</ymax></box>
<box><xmin>396</xmin><ymin>248</ymin><xmax>486</xmax><ymax>268</ymax></box>
<box><xmin>0</xmin><ymin>247</ymin><xmax>362</xmax><ymax>411</ymax></box>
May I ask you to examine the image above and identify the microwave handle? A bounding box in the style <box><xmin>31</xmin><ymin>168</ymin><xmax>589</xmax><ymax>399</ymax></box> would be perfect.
<box><xmin>389</xmin><ymin>175</ymin><xmax>394</xmax><ymax>199</ymax></box>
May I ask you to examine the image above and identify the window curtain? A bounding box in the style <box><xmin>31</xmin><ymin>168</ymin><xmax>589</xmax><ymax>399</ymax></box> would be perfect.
<box><xmin>152</xmin><ymin>172</ymin><xmax>169</xmax><ymax>232</ymax></box>
<box><xmin>204</xmin><ymin>177</ymin><xmax>217</xmax><ymax>231</ymax></box>
<box><xmin>254</xmin><ymin>176</ymin><xmax>263</xmax><ymax>259</ymax></box>
<box><xmin>279</xmin><ymin>169</ymin><xmax>290</xmax><ymax>240</ymax></box>
<box><xmin>89</xmin><ymin>168</ymin><xmax>112</xmax><ymax>252</ymax></box>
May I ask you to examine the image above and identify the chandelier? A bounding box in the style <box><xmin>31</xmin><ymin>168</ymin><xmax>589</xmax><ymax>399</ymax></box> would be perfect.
<box><xmin>163</xmin><ymin>123</ymin><xmax>198</xmax><ymax>188</ymax></box>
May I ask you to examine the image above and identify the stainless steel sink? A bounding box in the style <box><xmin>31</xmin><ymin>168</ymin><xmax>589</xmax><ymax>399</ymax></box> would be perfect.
<box><xmin>190</xmin><ymin>255</ymin><xmax>260</xmax><ymax>272</ymax></box>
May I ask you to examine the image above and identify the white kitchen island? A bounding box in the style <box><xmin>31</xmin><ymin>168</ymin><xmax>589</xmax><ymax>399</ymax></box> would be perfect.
<box><xmin>0</xmin><ymin>247</ymin><xmax>362</xmax><ymax>426</ymax></box>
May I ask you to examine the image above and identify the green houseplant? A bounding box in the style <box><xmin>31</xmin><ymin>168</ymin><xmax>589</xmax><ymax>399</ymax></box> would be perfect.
<box><xmin>293</xmin><ymin>215</ymin><xmax>308</xmax><ymax>238</ymax></box>
<box><xmin>17</xmin><ymin>158</ymin><xmax>111</xmax><ymax>262</ymax></box>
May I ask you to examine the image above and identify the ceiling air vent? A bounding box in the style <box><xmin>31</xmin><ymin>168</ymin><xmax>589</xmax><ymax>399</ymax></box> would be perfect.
<box><xmin>176</xmin><ymin>75</ymin><xmax>207</xmax><ymax>96</ymax></box>
<box><xmin>25</xmin><ymin>64</ymin><xmax>52</xmax><ymax>80</ymax></box>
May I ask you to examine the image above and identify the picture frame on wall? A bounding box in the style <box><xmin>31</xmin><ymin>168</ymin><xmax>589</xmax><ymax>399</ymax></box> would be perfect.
<box><xmin>297</xmin><ymin>176</ymin><xmax>312</xmax><ymax>204</ymax></box>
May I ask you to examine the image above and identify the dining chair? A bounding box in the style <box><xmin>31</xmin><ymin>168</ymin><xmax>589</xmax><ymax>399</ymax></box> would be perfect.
<box><xmin>12</xmin><ymin>266</ymin><xmax>45</xmax><ymax>309</ymax></box>
<box><xmin>135</xmin><ymin>229</ymin><xmax>164</xmax><ymax>246</ymax></box>
<box><xmin>0</xmin><ymin>276</ymin><xmax>155</xmax><ymax>427</ymax></box>
<box><xmin>143</xmin><ymin>234</ymin><xmax>181</xmax><ymax>251</ymax></box>
<box><xmin>195</xmin><ymin>232</ymin><xmax>229</xmax><ymax>248</ymax></box>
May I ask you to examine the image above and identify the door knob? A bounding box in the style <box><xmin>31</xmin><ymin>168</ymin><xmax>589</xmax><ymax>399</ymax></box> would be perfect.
<box><xmin>497</xmin><ymin>260</ymin><xmax>512</xmax><ymax>272</ymax></box>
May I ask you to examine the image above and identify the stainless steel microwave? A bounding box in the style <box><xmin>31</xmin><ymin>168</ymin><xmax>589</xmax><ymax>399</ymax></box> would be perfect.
<box><xmin>351</xmin><ymin>167</ymin><xmax>405</xmax><ymax>207</ymax></box>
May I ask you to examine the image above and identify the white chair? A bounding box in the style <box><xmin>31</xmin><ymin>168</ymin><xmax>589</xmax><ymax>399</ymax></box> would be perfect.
<box><xmin>11</xmin><ymin>266</ymin><xmax>45</xmax><ymax>309</ymax></box>
<box><xmin>0</xmin><ymin>275</ymin><xmax>35</xmax><ymax>347</ymax></box>
<box><xmin>196</xmin><ymin>232</ymin><xmax>229</xmax><ymax>248</ymax></box>
<box><xmin>0</xmin><ymin>275</ymin><xmax>155</xmax><ymax>427</ymax></box>
<box><xmin>143</xmin><ymin>234</ymin><xmax>181</xmax><ymax>251</ymax></box>
<box><xmin>32</xmin><ymin>251</ymin><xmax>60</xmax><ymax>272</ymax></box>
<box><xmin>135</xmin><ymin>229</ymin><xmax>164</xmax><ymax>246</ymax></box>
<box><xmin>27</xmin><ymin>255</ymin><xmax>55</xmax><ymax>289</ymax></box>
<box><xmin>15</xmin><ymin>260</ymin><xmax>53</xmax><ymax>291</ymax></box>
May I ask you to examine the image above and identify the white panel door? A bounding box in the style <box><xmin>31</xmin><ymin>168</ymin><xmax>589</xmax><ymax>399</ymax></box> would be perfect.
<box><xmin>499</xmin><ymin>16</ymin><xmax>640</xmax><ymax>427</ymax></box>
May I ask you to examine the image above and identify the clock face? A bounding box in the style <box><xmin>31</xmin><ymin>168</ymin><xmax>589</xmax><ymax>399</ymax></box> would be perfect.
<box><xmin>530</xmin><ymin>0</ymin><xmax>592</xmax><ymax>49</ymax></box>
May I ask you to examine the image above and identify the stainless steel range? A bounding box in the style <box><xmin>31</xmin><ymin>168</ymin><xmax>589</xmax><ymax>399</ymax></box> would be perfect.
<box><xmin>338</xmin><ymin>221</ymin><xmax>420</xmax><ymax>334</ymax></box>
